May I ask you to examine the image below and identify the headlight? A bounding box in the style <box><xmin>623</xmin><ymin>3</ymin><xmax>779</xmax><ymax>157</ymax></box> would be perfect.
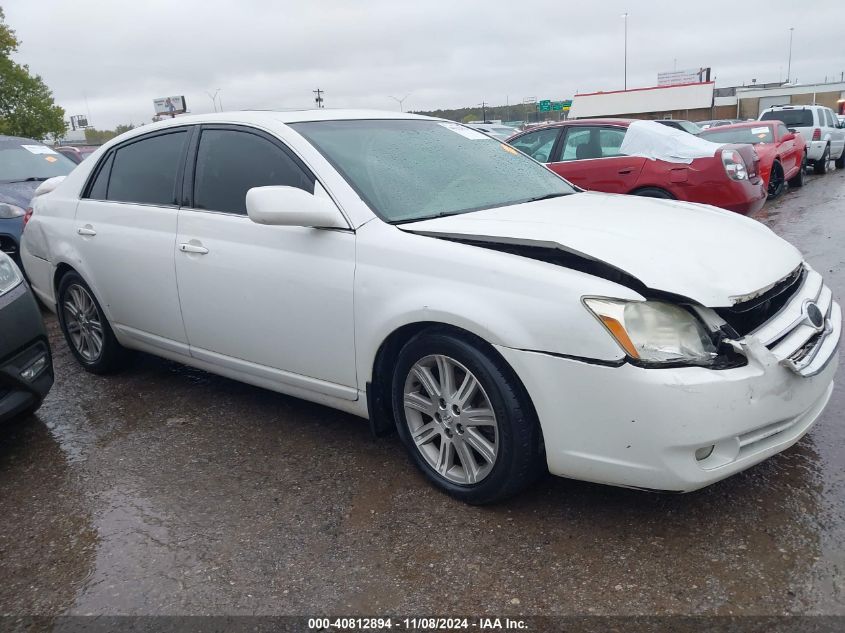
<box><xmin>0</xmin><ymin>251</ymin><xmax>24</xmax><ymax>296</ymax></box>
<box><xmin>0</xmin><ymin>203</ymin><xmax>26</xmax><ymax>219</ymax></box>
<box><xmin>584</xmin><ymin>298</ymin><xmax>718</xmax><ymax>366</ymax></box>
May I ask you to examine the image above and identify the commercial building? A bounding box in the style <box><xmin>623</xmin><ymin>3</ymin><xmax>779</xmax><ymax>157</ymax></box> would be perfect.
<box><xmin>568</xmin><ymin>79</ymin><xmax>845</xmax><ymax>122</ymax></box>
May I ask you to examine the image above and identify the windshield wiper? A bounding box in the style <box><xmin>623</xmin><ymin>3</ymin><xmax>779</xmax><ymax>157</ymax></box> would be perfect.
<box><xmin>3</xmin><ymin>177</ymin><xmax>51</xmax><ymax>183</ymax></box>
<box><xmin>522</xmin><ymin>192</ymin><xmax>573</xmax><ymax>203</ymax></box>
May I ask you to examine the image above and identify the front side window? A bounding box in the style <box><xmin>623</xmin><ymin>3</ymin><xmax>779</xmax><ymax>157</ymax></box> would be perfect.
<box><xmin>291</xmin><ymin>120</ymin><xmax>575</xmax><ymax>223</ymax></box>
<box><xmin>508</xmin><ymin>127</ymin><xmax>560</xmax><ymax>162</ymax></box>
<box><xmin>193</xmin><ymin>129</ymin><xmax>314</xmax><ymax>215</ymax></box>
<box><xmin>107</xmin><ymin>131</ymin><xmax>187</xmax><ymax>205</ymax></box>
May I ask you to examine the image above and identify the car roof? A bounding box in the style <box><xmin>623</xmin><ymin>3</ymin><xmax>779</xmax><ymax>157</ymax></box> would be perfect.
<box><xmin>516</xmin><ymin>118</ymin><xmax>634</xmax><ymax>133</ymax></box>
<box><xmin>0</xmin><ymin>134</ymin><xmax>42</xmax><ymax>146</ymax></box>
<box><xmin>701</xmin><ymin>121</ymin><xmax>776</xmax><ymax>132</ymax></box>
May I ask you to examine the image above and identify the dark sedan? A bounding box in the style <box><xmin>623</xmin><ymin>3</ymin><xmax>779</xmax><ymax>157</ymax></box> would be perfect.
<box><xmin>1</xmin><ymin>135</ymin><xmax>76</xmax><ymax>263</ymax></box>
<box><xmin>0</xmin><ymin>251</ymin><xmax>53</xmax><ymax>422</ymax></box>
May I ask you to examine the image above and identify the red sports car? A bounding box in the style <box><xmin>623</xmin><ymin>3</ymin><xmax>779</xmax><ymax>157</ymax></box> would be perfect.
<box><xmin>699</xmin><ymin>121</ymin><xmax>806</xmax><ymax>199</ymax></box>
<box><xmin>506</xmin><ymin>119</ymin><xmax>767</xmax><ymax>214</ymax></box>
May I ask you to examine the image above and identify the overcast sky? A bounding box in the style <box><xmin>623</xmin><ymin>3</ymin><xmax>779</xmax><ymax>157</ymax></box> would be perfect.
<box><xmin>4</xmin><ymin>0</ymin><xmax>844</xmax><ymax>128</ymax></box>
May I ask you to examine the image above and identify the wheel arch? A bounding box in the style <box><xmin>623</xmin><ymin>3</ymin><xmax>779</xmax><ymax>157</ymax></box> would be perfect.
<box><xmin>366</xmin><ymin>321</ymin><xmax>540</xmax><ymax>444</ymax></box>
<box><xmin>629</xmin><ymin>185</ymin><xmax>676</xmax><ymax>199</ymax></box>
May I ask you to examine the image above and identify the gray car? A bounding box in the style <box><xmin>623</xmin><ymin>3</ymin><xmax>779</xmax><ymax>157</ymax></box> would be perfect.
<box><xmin>0</xmin><ymin>251</ymin><xmax>53</xmax><ymax>422</ymax></box>
<box><xmin>1</xmin><ymin>135</ymin><xmax>76</xmax><ymax>264</ymax></box>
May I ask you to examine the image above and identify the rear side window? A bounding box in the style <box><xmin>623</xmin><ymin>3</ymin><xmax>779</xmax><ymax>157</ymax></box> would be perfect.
<box><xmin>87</xmin><ymin>152</ymin><xmax>114</xmax><ymax>199</ymax></box>
<box><xmin>107</xmin><ymin>131</ymin><xmax>187</xmax><ymax>205</ymax></box>
<box><xmin>824</xmin><ymin>109</ymin><xmax>835</xmax><ymax>127</ymax></box>
<box><xmin>760</xmin><ymin>109</ymin><xmax>814</xmax><ymax>127</ymax></box>
<box><xmin>193</xmin><ymin>129</ymin><xmax>314</xmax><ymax>215</ymax></box>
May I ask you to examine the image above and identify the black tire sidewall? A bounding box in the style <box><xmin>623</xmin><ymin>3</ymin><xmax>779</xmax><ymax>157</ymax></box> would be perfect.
<box><xmin>768</xmin><ymin>161</ymin><xmax>785</xmax><ymax>198</ymax></box>
<box><xmin>814</xmin><ymin>146</ymin><xmax>829</xmax><ymax>174</ymax></box>
<box><xmin>56</xmin><ymin>272</ymin><xmax>126</xmax><ymax>374</ymax></box>
<box><xmin>633</xmin><ymin>188</ymin><xmax>673</xmax><ymax>199</ymax></box>
<box><xmin>391</xmin><ymin>331</ymin><xmax>540</xmax><ymax>504</ymax></box>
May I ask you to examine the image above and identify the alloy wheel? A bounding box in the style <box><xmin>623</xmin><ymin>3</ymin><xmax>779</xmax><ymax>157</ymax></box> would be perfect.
<box><xmin>63</xmin><ymin>283</ymin><xmax>104</xmax><ymax>362</ymax></box>
<box><xmin>403</xmin><ymin>354</ymin><xmax>499</xmax><ymax>485</ymax></box>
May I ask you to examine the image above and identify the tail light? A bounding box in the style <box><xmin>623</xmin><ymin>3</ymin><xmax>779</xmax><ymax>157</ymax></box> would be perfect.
<box><xmin>721</xmin><ymin>149</ymin><xmax>748</xmax><ymax>181</ymax></box>
<box><xmin>812</xmin><ymin>128</ymin><xmax>821</xmax><ymax>141</ymax></box>
<box><xmin>22</xmin><ymin>207</ymin><xmax>33</xmax><ymax>230</ymax></box>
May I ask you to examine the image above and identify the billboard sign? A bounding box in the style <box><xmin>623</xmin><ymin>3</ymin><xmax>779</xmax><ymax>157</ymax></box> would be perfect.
<box><xmin>153</xmin><ymin>96</ymin><xmax>187</xmax><ymax>116</ymax></box>
<box><xmin>657</xmin><ymin>68</ymin><xmax>710</xmax><ymax>86</ymax></box>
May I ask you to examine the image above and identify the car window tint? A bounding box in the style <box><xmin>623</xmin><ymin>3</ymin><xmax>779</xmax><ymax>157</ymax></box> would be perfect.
<box><xmin>87</xmin><ymin>152</ymin><xmax>113</xmax><ymax>199</ymax></box>
<box><xmin>509</xmin><ymin>127</ymin><xmax>559</xmax><ymax>163</ymax></box>
<box><xmin>107</xmin><ymin>131</ymin><xmax>186</xmax><ymax>205</ymax></box>
<box><xmin>193</xmin><ymin>129</ymin><xmax>314</xmax><ymax>215</ymax></box>
<box><xmin>778</xmin><ymin>123</ymin><xmax>789</xmax><ymax>138</ymax></box>
<box><xmin>760</xmin><ymin>109</ymin><xmax>814</xmax><ymax>127</ymax></box>
<box><xmin>825</xmin><ymin>110</ymin><xmax>835</xmax><ymax>127</ymax></box>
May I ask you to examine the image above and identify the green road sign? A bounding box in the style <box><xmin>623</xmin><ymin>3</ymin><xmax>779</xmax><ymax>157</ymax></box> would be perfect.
<box><xmin>538</xmin><ymin>99</ymin><xmax>551</xmax><ymax>112</ymax></box>
<box><xmin>552</xmin><ymin>101</ymin><xmax>563</xmax><ymax>111</ymax></box>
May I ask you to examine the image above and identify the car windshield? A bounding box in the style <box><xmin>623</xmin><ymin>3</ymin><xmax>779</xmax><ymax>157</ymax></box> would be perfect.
<box><xmin>761</xmin><ymin>109</ymin><xmax>813</xmax><ymax>127</ymax></box>
<box><xmin>291</xmin><ymin>119</ymin><xmax>576</xmax><ymax>223</ymax></box>
<box><xmin>0</xmin><ymin>142</ymin><xmax>76</xmax><ymax>182</ymax></box>
<box><xmin>700</xmin><ymin>126</ymin><xmax>774</xmax><ymax>144</ymax></box>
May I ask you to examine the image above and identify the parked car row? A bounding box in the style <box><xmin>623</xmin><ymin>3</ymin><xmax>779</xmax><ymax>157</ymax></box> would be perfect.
<box><xmin>505</xmin><ymin>104</ymin><xmax>844</xmax><ymax>210</ymax></box>
<box><xmin>14</xmin><ymin>110</ymin><xmax>841</xmax><ymax>503</ymax></box>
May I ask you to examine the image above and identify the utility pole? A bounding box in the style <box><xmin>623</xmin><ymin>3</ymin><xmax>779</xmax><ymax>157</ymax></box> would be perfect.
<box><xmin>313</xmin><ymin>88</ymin><xmax>325</xmax><ymax>109</ymax></box>
<box><xmin>622</xmin><ymin>12</ymin><xmax>629</xmax><ymax>90</ymax></box>
<box><xmin>786</xmin><ymin>27</ymin><xmax>794</xmax><ymax>83</ymax></box>
<box><xmin>389</xmin><ymin>93</ymin><xmax>411</xmax><ymax>112</ymax></box>
<box><xmin>479</xmin><ymin>101</ymin><xmax>488</xmax><ymax>122</ymax></box>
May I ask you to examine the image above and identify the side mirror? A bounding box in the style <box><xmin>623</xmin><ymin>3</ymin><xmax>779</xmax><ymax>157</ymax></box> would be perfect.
<box><xmin>33</xmin><ymin>175</ymin><xmax>66</xmax><ymax>197</ymax></box>
<box><xmin>781</xmin><ymin>132</ymin><xmax>796</xmax><ymax>142</ymax></box>
<box><xmin>246</xmin><ymin>186</ymin><xmax>347</xmax><ymax>229</ymax></box>
<box><xmin>787</xmin><ymin>128</ymin><xmax>797</xmax><ymax>133</ymax></box>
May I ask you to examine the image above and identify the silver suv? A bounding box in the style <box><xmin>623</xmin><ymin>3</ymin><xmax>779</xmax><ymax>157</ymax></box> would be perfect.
<box><xmin>760</xmin><ymin>105</ymin><xmax>845</xmax><ymax>174</ymax></box>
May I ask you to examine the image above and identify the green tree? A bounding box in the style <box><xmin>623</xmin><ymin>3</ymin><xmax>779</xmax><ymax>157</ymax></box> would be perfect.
<box><xmin>84</xmin><ymin>123</ymin><xmax>134</xmax><ymax>145</ymax></box>
<box><xmin>0</xmin><ymin>7</ymin><xmax>66</xmax><ymax>140</ymax></box>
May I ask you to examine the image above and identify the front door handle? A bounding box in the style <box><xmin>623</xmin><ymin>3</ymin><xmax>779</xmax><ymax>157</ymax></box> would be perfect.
<box><xmin>618</xmin><ymin>168</ymin><xmax>635</xmax><ymax>175</ymax></box>
<box><xmin>77</xmin><ymin>226</ymin><xmax>97</xmax><ymax>236</ymax></box>
<box><xmin>179</xmin><ymin>242</ymin><xmax>209</xmax><ymax>255</ymax></box>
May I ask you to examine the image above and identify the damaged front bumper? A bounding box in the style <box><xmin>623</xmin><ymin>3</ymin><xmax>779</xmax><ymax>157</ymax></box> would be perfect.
<box><xmin>495</xmin><ymin>299</ymin><xmax>839</xmax><ymax>492</ymax></box>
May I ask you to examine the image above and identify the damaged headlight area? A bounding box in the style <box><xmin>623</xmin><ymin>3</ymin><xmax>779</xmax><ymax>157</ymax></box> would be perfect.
<box><xmin>583</xmin><ymin>298</ymin><xmax>744</xmax><ymax>368</ymax></box>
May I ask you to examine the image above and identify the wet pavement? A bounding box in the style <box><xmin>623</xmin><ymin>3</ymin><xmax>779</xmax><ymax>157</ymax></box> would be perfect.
<box><xmin>1</xmin><ymin>168</ymin><xmax>844</xmax><ymax>617</ymax></box>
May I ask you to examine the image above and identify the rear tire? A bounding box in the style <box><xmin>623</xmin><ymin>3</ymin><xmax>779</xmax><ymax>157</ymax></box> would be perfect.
<box><xmin>392</xmin><ymin>329</ymin><xmax>544</xmax><ymax>504</ymax></box>
<box><xmin>813</xmin><ymin>145</ymin><xmax>829</xmax><ymax>175</ymax></box>
<box><xmin>836</xmin><ymin>147</ymin><xmax>845</xmax><ymax>170</ymax></box>
<box><xmin>788</xmin><ymin>154</ymin><xmax>806</xmax><ymax>188</ymax></box>
<box><xmin>767</xmin><ymin>160</ymin><xmax>785</xmax><ymax>199</ymax></box>
<box><xmin>57</xmin><ymin>272</ymin><xmax>130</xmax><ymax>374</ymax></box>
<box><xmin>632</xmin><ymin>187</ymin><xmax>674</xmax><ymax>199</ymax></box>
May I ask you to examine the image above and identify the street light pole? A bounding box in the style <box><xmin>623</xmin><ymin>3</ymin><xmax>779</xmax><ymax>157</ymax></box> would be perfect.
<box><xmin>622</xmin><ymin>12</ymin><xmax>629</xmax><ymax>90</ymax></box>
<box><xmin>786</xmin><ymin>27</ymin><xmax>794</xmax><ymax>83</ymax></box>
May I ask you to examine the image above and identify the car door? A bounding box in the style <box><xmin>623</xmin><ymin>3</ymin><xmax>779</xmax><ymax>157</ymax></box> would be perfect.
<box><xmin>775</xmin><ymin>122</ymin><xmax>800</xmax><ymax>175</ymax></box>
<box><xmin>174</xmin><ymin>124</ymin><xmax>357</xmax><ymax>398</ymax></box>
<box><xmin>825</xmin><ymin>109</ymin><xmax>845</xmax><ymax>158</ymax></box>
<box><xmin>73</xmin><ymin>128</ymin><xmax>190</xmax><ymax>353</ymax></box>
<box><xmin>547</xmin><ymin>126</ymin><xmax>645</xmax><ymax>193</ymax></box>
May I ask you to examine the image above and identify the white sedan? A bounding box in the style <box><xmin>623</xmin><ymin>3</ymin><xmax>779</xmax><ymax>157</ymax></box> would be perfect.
<box><xmin>21</xmin><ymin>110</ymin><xmax>840</xmax><ymax>503</ymax></box>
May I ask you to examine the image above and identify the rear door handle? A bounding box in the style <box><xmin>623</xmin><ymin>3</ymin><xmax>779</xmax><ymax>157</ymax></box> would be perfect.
<box><xmin>77</xmin><ymin>226</ymin><xmax>97</xmax><ymax>236</ymax></box>
<box><xmin>618</xmin><ymin>168</ymin><xmax>634</xmax><ymax>175</ymax></box>
<box><xmin>179</xmin><ymin>243</ymin><xmax>209</xmax><ymax>255</ymax></box>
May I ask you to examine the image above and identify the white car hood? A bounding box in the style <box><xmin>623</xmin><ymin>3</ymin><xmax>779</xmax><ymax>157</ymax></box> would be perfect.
<box><xmin>400</xmin><ymin>192</ymin><xmax>802</xmax><ymax>307</ymax></box>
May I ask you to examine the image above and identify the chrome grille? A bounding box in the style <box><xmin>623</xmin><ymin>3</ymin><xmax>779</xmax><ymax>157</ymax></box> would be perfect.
<box><xmin>747</xmin><ymin>265</ymin><xmax>841</xmax><ymax>377</ymax></box>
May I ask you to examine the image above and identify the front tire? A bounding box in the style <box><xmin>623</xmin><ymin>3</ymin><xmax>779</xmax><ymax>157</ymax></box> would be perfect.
<box><xmin>392</xmin><ymin>330</ymin><xmax>543</xmax><ymax>504</ymax></box>
<box><xmin>813</xmin><ymin>145</ymin><xmax>829</xmax><ymax>175</ymax></box>
<box><xmin>57</xmin><ymin>272</ymin><xmax>129</xmax><ymax>374</ymax></box>
<box><xmin>767</xmin><ymin>160</ymin><xmax>785</xmax><ymax>199</ymax></box>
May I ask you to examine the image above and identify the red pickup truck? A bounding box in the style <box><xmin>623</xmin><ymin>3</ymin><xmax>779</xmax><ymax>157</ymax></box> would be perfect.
<box><xmin>506</xmin><ymin>119</ymin><xmax>767</xmax><ymax>214</ymax></box>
